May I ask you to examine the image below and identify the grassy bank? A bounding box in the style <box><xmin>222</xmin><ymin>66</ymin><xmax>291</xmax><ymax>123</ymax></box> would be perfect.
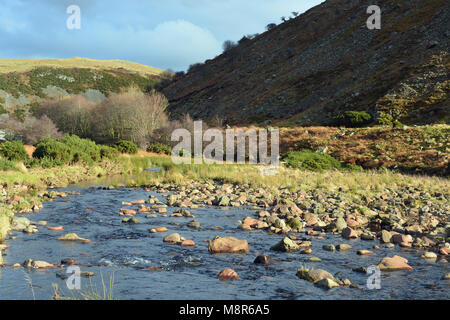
<box><xmin>139</xmin><ymin>156</ymin><xmax>449</xmax><ymax>197</ymax></box>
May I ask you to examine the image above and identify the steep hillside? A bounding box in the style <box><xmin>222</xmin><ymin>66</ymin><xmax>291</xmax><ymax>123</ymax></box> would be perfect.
<box><xmin>0</xmin><ymin>58</ymin><xmax>168</xmax><ymax>119</ymax></box>
<box><xmin>163</xmin><ymin>0</ymin><xmax>449</xmax><ymax>126</ymax></box>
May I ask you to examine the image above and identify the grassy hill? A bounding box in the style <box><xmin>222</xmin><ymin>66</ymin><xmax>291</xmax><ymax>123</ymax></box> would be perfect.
<box><xmin>0</xmin><ymin>57</ymin><xmax>165</xmax><ymax>76</ymax></box>
<box><xmin>0</xmin><ymin>58</ymin><xmax>169</xmax><ymax>118</ymax></box>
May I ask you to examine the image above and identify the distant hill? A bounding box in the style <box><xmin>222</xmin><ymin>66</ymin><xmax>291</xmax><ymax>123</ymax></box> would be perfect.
<box><xmin>0</xmin><ymin>58</ymin><xmax>169</xmax><ymax>118</ymax></box>
<box><xmin>162</xmin><ymin>0</ymin><xmax>449</xmax><ymax>126</ymax></box>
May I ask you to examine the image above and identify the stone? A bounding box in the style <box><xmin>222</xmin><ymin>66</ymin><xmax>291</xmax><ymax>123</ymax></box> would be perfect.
<box><xmin>11</xmin><ymin>217</ymin><xmax>31</xmax><ymax>231</ymax></box>
<box><xmin>47</xmin><ymin>226</ymin><xmax>64</xmax><ymax>231</ymax></box>
<box><xmin>254</xmin><ymin>255</ymin><xmax>273</xmax><ymax>265</ymax></box>
<box><xmin>243</xmin><ymin>217</ymin><xmax>259</xmax><ymax>227</ymax></box>
<box><xmin>287</xmin><ymin>218</ymin><xmax>304</xmax><ymax>232</ymax></box>
<box><xmin>421</xmin><ymin>252</ymin><xmax>437</xmax><ymax>260</ymax></box>
<box><xmin>120</xmin><ymin>209</ymin><xmax>137</xmax><ymax>216</ymax></box>
<box><xmin>392</xmin><ymin>233</ymin><xmax>409</xmax><ymax>244</ymax></box>
<box><xmin>361</xmin><ymin>233</ymin><xmax>375</xmax><ymax>241</ymax></box>
<box><xmin>443</xmin><ymin>273</ymin><xmax>450</xmax><ymax>280</ymax></box>
<box><xmin>163</xmin><ymin>233</ymin><xmax>182</xmax><ymax>244</ymax></box>
<box><xmin>357</xmin><ymin>250</ymin><xmax>374</xmax><ymax>255</ymax></box>
<box><xmin>208</xmin><ymin>237</ymin><xmax>250</xmax><ymax>254</ymax></box>
<box><xmin>309</xmin><ymin>257</ymin><xmax>322</xmax><ymax>262</ymax></box>
<box><xmin>187</xmin><ymin>220</ymin><xmax>201</xmax><ymax>229</ymax></box>
<box><xmin>323</xmin><ymin>244</ymin><xmax>335</xmax><ymax>252</ymax></box>
<box><xmin>181</xmin><ymin>240</ymin><xmax>195</xmax><ymax>247</ymax></box>
<box><xmin>61</xmin><ymin>258</ymin><xmax>77</xmax><ymax>265</ymax></box>
<box><xmin>334</xmin><ymin>217</ymin><xmax>347</xmax><ymax>232</ymax></box>
<box><xmin>336</xmin><ymin>244</ymin><xmax>352</xmax><ymax>251</ymax></box>
<box><xmin>378</xmin><ymin>255</ymin><xmax>413</xmax><ymax>271</ymax></box>
<box><xmin>150</xmin><ymin>227</ymin><xmax>168</xmax><ymax>233</ymax></box>
<box><xmin>22</xmin><ymin>259</ymin><xmax>55</xmax><ymax>269</ymax></box>
<box><xmin>23</xmin><ymin>225</ymin><xmax>38</xmax><ymax>234</ymax></box>
<box><xmin>342</xmin><ymin>227</ymin><xmax>358</xmax><ymax>239</ymax></box>
<box><xmin>316</xmin><ymin>278</ymin><xmax>340</xmax><ymax>289</ymax></box>
<box><xmin>57</xmin><ymin>233</ymin><xmax>91</xmax><ymax>243</ymax></box>
<box><xmin>270</xmin><ymin>237</ymin><xmax>299</xmax><ymax>252</ymax></box>
<box><xmin>380</xmin><ymin>230</ymin><xmax>392</xmax><ymax>243</ymax></box>
<box><xmin>218</xmin><ymin>268</ymin><xmax>239</xmax><ymax>279</ymax></box>
<box><xmin>301</xmin><ymin>249</ymin><xmax>313</xmax><ymax>255</ymax></box>
<box><xmin>297</xmin><ymin>268</ymin><xmax>334</xmax><ymax>283</ymax></box>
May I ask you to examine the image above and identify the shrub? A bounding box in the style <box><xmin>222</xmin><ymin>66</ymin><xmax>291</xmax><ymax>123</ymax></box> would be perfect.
<box><xmin>33</xmin><ymin>138</ymin><xmax>72</xmax><ymax>165</ymax></box>
<box><xmin>115</xmin><ymin>140</ymin><xmax>138</xmax><ymax>154</ymax></box>
<box><xmin>266</xmin><ymin>23</ymin><xmax>277</xmax><ymax>31</ymax></box>
<box><xmin>223</xmin><ymin>40</ymin><xmax>238</xmax><ymax>52</ymax></box>
<box><xmin>147</xmin><ymin>143</ymin><xmax>172</xmax><ymax>155</ymax></box>
<box><xmin>282</xmin><ymin>150</ymin><xmax>341</xmax><ymax>171</ymax></box>
<box><xmin>0</xmin><ymin>140</ymin><xmax>29</xmax><ymax>161</ymax></box>
<box><xmin>99</xmin><ymin>145</ymin><xmax>120</xmax><ymax>159</ymax></box>
<box><xmin>60</xmin><ymin>135</ymin><xmax>101</xmax><ymax>162</ymax></box>
<box><xmin>335</xmin><ymin>111</ymin><xmax>372</xmax><ymax>127</ymax></box>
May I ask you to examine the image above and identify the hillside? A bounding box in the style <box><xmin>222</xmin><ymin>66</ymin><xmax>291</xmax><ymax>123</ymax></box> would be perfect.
<box><xmin>0</xmin><ymin>58</ymin><xmax>168</xmax><ymax>118</ymax></box>
<box><xmin>162</xmin><ymin>0</ymin><xmax>449</xmax><ymax>126</ymax></box>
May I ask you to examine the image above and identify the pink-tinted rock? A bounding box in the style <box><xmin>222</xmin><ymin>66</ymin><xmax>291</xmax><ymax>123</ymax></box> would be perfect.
<box><xmin>392</xmin><ymin>234</ymin><xmax>409</xmax><ymax>244</ymax></box>
<box><xmin>243</xmin><ymin>217</ymin><xmax>260</xmax><ymax>227</ymax></box>
<box><xmin>357</xmin><ymin>250</ymin><xmax>374</xmax><ymax>255</ymax></box>
<box><xmin>378</xmin><ymin>255</ymin><xmax>413</xmax><ymax>271</ymax></box>
<box><xmin>218</xmin><ymin>268</ymin><xmax>239</xmax><ymax>280</ymax></box>
<box><xmin>181</xmin><ymin>240</ymin><xmax>195</xmax><ymax>247</ymax></box>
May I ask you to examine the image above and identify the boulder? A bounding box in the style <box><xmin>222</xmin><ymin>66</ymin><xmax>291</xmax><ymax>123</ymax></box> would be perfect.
<box><xmin>342</xmin><ymin>227</ymin><xmax>358</xmax><ymax>239</ymax></box>
<box><xmin>163</xmin><ymin>233</ymin><xmax>182</xmax><ymax>244</ymax></box>
<box><xmin>336</xmin><ymin>244</ymin><xmax>352</xmax><ymax>251</ymax></box>
<box><xmin>57</xmin><ymin>233</ymin><xmax>91</xmax><ymax>243</ymax></box>
<box><xmin>218</xmin><ymin>268</ymin><xmax>239</xmax><ymax>279</ymax></box>
<box><xmin>377</xmin><ymin>255</ymin><xmax>413</xmax><ymax>271</ymax></box>
<box><xmin>150</xmin><ymin>227</ymin><xmax>168</xmax><ymax>233</ymax></box>
<box><xmin>208</xmin><ymin>237</ymin><xmax>249</xmax><ymax>254</ymax></box>
<box><xmin>380</xmin><ymin>230</ymin><xmax>392</xmax><ymax>243</ymax></box>
<box><xmin>316</xmin><ymin>278</ymin><xmax>340</xmax><ymax>290</ymax></box>
<box><xmin>297</xmin><ymin>268</ymin><xmax>334</xmax><ymax>283</ymax></box>
<box><xmin>253</xmin><ymin>255</ymin><xmax>273</xmax><ymax>265</ymax></box>
<box><xmin>270</xmin><ymin>237</ymin><xmax>299</xmax><ymax>252</ymax></box>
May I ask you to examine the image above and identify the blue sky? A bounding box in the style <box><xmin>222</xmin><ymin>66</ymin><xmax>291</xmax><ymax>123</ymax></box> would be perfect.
<box><xmin>0</xmin><ymin>0</ymin><xmax>323</xmax><ymax>71</ymax></box>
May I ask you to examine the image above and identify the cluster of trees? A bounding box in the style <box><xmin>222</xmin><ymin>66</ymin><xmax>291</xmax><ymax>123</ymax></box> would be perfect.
<box><xmin>35</xmin><ymin>88</ymin><xmax>169</xmax><ymax>148</ymax></box>
<box><xmin>0</xmin><ymin>114</ymin><xmax>63</xmax><ymax>145</ymax></box>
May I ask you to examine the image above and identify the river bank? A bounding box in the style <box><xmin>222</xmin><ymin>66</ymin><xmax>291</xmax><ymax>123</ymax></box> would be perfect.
<box><xmin>0</xmin><ymin>156</ymin><xmax>449</xmax><ymax>299</ymax></box>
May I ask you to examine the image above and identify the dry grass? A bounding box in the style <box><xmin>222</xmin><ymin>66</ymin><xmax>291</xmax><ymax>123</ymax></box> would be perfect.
<box><xmin>0</xmin><ymin>57</ymin><xmax>166</xmax><ymax>76</ymax></box>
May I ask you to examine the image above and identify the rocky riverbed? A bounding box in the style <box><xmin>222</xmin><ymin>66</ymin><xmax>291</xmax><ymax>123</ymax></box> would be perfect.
<box><xmin>0</xmin><ymin>178</ymin><xmax>449</xmax><ymax>299</ymax></box>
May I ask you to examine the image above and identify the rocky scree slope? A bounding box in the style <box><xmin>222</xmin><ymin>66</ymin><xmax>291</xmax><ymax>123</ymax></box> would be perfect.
<box><xmin>163</xmin><ymin>0</ymin><xmax>449</xmax><ymax>126</ymax></box>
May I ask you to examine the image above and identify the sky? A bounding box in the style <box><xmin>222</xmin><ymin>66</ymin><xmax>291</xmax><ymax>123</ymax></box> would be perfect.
<box><xmin>0</xmin><ymin>0</ymin><xmax>323</xmax><ymax>71</ymax></box>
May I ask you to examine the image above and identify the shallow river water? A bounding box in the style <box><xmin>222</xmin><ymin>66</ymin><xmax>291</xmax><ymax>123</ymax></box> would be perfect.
<box><xmin>0</xmin><ymin>178</ymin><xmax>448</xmax><ymax>300</ymax></box>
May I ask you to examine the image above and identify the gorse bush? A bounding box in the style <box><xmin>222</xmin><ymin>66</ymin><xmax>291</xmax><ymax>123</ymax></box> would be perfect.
<box><xmin>335</xmin><ymin>111</ymin><xmax>372</xmax><ymax>127</ymax></box>
<box><xmin>33</xmin><ymin>138</ymin><xmax>72</xmax><ymax>165</ymax></box>
<box><xmin>0</xmin><ymin>140</ymin><xmax>29</xmax><ymax>161</ymax></box>
<box><xmin>115</xmin><ymin>140</ymin><xmax>138</xmax><ymax>154</ymax></box>
<box><xmin>60</xmin><ymin>135</ymin><xmax>101</xmax><ymax>162</ymax></box>
<box><xmin>282</xmin><ymin>150</ymin><xmax>341</xmax><ymax>171</ymax></box>
<box><xmin>147</xmin><ymin>143</ymin><xmax>172</xmax><ymax>155</ymax></box>
<box><xmin>99</xmin><ymin>145</ymin><xmax>120</xmax><ymax>159</ymax></box>
<box><xmin>32</xmin><ymin>135</ymin><xmax>117</xmax><ymax>167</ymax></box>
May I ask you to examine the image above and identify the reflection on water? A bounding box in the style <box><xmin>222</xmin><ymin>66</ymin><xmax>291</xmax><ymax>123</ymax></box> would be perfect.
<box><xmin>0</xmin><ymin>184</ymin><xmax>448</xmax><ymax>300</ymax></box>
